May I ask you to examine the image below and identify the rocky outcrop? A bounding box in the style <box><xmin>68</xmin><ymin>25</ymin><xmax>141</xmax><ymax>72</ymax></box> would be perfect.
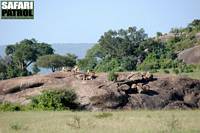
<box><xmin>158</xmin><ymin>33</ymin><xmax>176</xmax><ymax>42</ymax></box>
<box><xmin>196</xmin><ymin>32</ymin><xmax>200</xmax><ymax>40</ymax></box>
<box><xmin>178</xmin><ymin>45</ymin><xmax>200</xmax><ymax>64</ymax></box>
<box><xmin>0</xmin><ymin>72</ymin><xmax>200</xmax><ymax>110</ymax></box>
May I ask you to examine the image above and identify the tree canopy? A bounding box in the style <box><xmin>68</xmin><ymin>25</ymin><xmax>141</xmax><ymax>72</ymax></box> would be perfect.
<box><xmin>78</xmin><ymin>27</ymin><xmax>150</xmax><ymax>71</ymax></box>
<box><xmin>0</xmin><ymin>39</ymin><xmax>54</xmax><ymax>79</ymax></box>
<box><xmin>5</xmin><ymin>39</ymin><xmax>54</xmax><ymax>71</ymax></box>
<box><xmin>37</xmin><ymin>54</ymin><xmax>77</xmax><ymax>72</ymax></box>
<box><xmin>79</xmin><ymin>20</ymin><xmax>200</xmax><ymax>73</ymax></box>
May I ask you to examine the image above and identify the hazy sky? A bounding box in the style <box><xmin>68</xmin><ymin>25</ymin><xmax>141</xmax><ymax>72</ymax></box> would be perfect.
<box><xmin>0</xmin><ymin>0</ymin><xmax>200</xmax><ymax>45</ymax></box>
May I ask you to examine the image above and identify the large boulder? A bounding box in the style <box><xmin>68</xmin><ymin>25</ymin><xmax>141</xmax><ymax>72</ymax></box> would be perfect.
<box><xmin>1</xmin><ymin>72</ymin><xmax>200</xmax><ymax>110</ymax></box>
<box><xmin>196</xmin><ymin>32</ymin><xmax>200</xmax><ymax>40</ymax></box>
<box><xmin>178</xmin><ymin>45</ymin><xmax>200</xmax><ymax>64</ymax></box>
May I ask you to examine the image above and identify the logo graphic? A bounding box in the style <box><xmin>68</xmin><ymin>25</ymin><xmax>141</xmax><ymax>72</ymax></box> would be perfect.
<box><xmin>1</xmin><ymin>0</ymin><xmax>34</xmax><ymax>19</ymax></box>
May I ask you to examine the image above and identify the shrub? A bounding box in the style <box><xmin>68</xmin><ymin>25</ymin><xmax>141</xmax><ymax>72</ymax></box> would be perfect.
<box><xmin>95</xmin><ymin>58</ymin><xmax>122</xmax><ymax>72</ymax></box>
<box><xmin>94</xmin><ymin>112</ymin><xmax>113</xmax><ymax>119</ymax></box>
<box><xmin>181</xmin><ymin>65</ymin><xmax>194</xmax><ymax>73</ymax></box>
<box><xmin>0</xmin><ymin>102</ymin><xmax>23</xmax><ymax>111</ymax></box>
<box><xmin>30</xmin><ymin>89</ymin><xmax>78</xmax><ymax>110</ymax></box>
<box><xmin>164</xmin><ymin>69</ymin><xmax>170</xmax><ymax>74</ymax></box>
<box><xmin>173</xmin><ymin>69</ymin><xmax>179</xmax><ymax>74</ymax></box>
<box><xmin>108</xmin><ymin>71</ymin><xmax>118</xmax><ymax>81</ymax></box>
<box><xmin>10</xmin><ymin>122</ymin><xmax>23</xmax><ymax>131</ymax></box>
<box><xmin>149</xmin><ymin>69</ymin><xmax>158</xmax><ymax>73</ymax></box>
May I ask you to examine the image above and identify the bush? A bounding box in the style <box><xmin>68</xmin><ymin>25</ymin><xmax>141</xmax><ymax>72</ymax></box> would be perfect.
<box><xmin>94</xmin><ymin>112</ymin><xmax>113</xmax><ymax>119</ymax></box>
<box><xmin>95</xmin><ymin>58</ymin><xmax>124</xmax><ymax>72</ymax></box>
<box><xmin>0</xmin><ymin>89</ymin><xmax>78</xmax><ymax>111</ymax></box>
<box><xmin>164</xmin><ymin>69</ymin><xmax>170</xmax><ymax>74</ymax></box>
<box><xmin>30</xmin><ymin>89</ymin><xmax>78</xmax><ymax>110</ymax></box>
<box><xmin>180</xmin><ymin>65</ymin><xmax>194</xmax><ymax>73</ymax></box>
<box><xmin>108</xmin><ymin>72</ymin><xmax>118</xmax><ymax>81</ymax></box>
<box><xmin>149</xmin><ymin>69</ymin><xmax>158</xmax><ymax>73</ymax></box>
<box><xmin>173</xmin><ymin>69</ymin><xmax>179</xmax><ymax>74</ymax></box>
<box><xmin>10</xmin><ymin>122</ymin><xmax>23</xmax><ymax>131</ymax></box>
<box><xmin>0</xmin><ymin>102</ymin><xmax>23</xmax><ymax>111</ymax></box>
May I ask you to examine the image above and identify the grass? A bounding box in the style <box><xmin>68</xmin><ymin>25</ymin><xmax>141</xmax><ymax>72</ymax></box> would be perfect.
<box><xmin>94</xmin><ymin>112</ymin><xmax>113</xmax><ymax>119</ymax></box>
<box><xmin>156</xmin><ymin>69</ymin><xmax>200</xmax><ymax>80</ymax></box>
<box><xmin>179</xmin><ymin>71</ymin><xmax>200</xmax><ymax>80</ymax></box>
<box><xmin>0</xmin><ymin>110</ymin><xmax>200</xmax><ymax>133</ymax></box>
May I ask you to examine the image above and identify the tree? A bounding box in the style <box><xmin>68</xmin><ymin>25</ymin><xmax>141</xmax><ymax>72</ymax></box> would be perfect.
<box><xmin>0</xmin><ymin>57</ymin><xmax>7</xmax><ymax>80</ymax></box>
<box><xmin>37</xmin><ymin>54</ymin><xmax>77</xmax><ymax>72</ymax></box>
<box><xmin>188</xmin><ymin>19</ymin><xmax>200</xmax><ymax>28</ymax></box>
<box><xmin>5</xmin><ymin>45</ymin><xmax>15</xmax><ymax>56</ymax></box>
<box><xmin>77</xmin><ymin>57</ymin><xmax>98</xmax><ymax>71</ymax></box>
<box><xmin>156</xmin><ymin>32</ymin><xmax>162</xmax><ymax>37</ymax></box>
<box><xmin>188</xmin><ymin>19</ymin><xmax>200</xmax><ymax>31</ymax></box>
<box><xmin>63</xmin><ymin>53</ymin><xmax>77</xmax><ymax>68</ymax></box>
<box><xmin>80</xmin><ymin>26</ymin><xmax>149</xmax><ymax>72</ymax></box>
<box><xmin>77</xmin><ymin>45</ymin><xmax>101</xmax><ymax>71</ymax></box>
<box><xmin>170</xmin><ymin>28</ymin><xmax>180</xmax><ymax>34</ymax></box>
<box><xmin>98</xmin><ymin>27</ymin><xmax>147</xmax><ymax>58</ymax></box>
<box><xmin>5</xmin><ymin>39</ymin><xmax>54</xmax><ymax>72</ymax></box>
<box><xmin>0</xmin><ymin>57</ymin><xmax>7</xmax><ymax>73</ymax></box>
<box><xmin>37</xmin><ymin>55</ymin><xmax>65</xmax><ymax>72</ymax></box>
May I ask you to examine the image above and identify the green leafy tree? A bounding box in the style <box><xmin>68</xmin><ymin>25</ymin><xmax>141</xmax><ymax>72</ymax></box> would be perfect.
<box><xmin>63</xmin><ymin>53</ymin><xmax>77</xmax><ymax>68</ymax></box>
<box><xmin>77</xmin><ymin>57</ymin><xmax>98</xmax><ymax>71</ymax></box>
<box><xmin>95</xmin><ymin>58</ymin><xmax>122</xmax><ymax>72</ymax></box>
<box><xmin>37</xmin><ymin>54</ymin><xmax>77</xmax><ymax>72</ymax></box>
<box><xmin>156</xmin><ymin>32</ymin><xmax>162</xmax><ymax>37</ymax></box>
<box><xmin>5</xmin><ymin>39</ymin><xmax>54</xmax><ymax>72</ymax></box>
<box><xmin>188</xmin><ymin>19</ymin><xmax>200</xmax><ymax>29</ymax></box>
<box><xmin>80</xmin><ymin>27</ymin><xmax>149</xmax><ymax>72</ymax></box>
<box><xmin>0</xmin><ymin>57</ymin><xmax>7</xmax><ymax>80</ymax></box>
<box><xmin>37</xmin><ymin>54</ymin><xmax>65</xmax><ymax>72</ymax></box>
<box><xmin>78</xmin><ymin>44</ymin><xmax>102</xmax><ymax>71</ymax></box>
<box><xmin>98</xmin><ymin>27</ymin><xmax>147</xmax><ymax>58</ymax></box>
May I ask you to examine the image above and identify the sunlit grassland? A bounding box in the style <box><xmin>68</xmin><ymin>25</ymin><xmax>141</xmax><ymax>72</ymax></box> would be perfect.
<box><xmin>179</xmin><ymin>71</ymin><xmax>200</xmax><ymax>80</ymax></box>
<box><xmin>0</xmin><ymin>110</ymin><xmax>200</xmax><ymax>133</ymax></box>
<box><xmin>155</xmin><ymin>69</ymin><xmax>200</xmax><ymax>80</ymax></box>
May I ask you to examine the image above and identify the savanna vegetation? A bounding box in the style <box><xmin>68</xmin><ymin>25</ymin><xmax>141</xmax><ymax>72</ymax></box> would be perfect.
<box><xmin>0</xmin><ymin>39</ymin><xmax>77</xmax><ymax>80</ymax></box>
<box><xmin>36</xmin><ymin>53</ymin><xmax>77</xmax><ymax>72</ymax></box>
<box><xmin>0</xmin><ymin>19</ymin><xmax>200</xmax><ymax>79</ymax></box>
<box><xmin>0</xmin><ymin>89</ymin><xmax>78</xmax><ymax>111</ymax></box>
<box><xmin>78</xmin><ymin>19</ymin><xmax>200</xmax><ymax>74</ymax></box>
<box><xmin>0</xmin><ymin>110</ymin><xmax>200</xmax><ymax>133</ymax></box>
<box><xmin>0</xmin><ymin>20</ymin><xmax>200</xmax><ymax>133</ymax></box>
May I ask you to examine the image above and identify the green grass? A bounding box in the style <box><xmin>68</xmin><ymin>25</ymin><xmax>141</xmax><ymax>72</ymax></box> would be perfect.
<box><xmin>0</xmin><ymin>110</ymin><xmax>200</xmax><ymax>133</ymax></box>
<box><xmin>179</xmin><ymin>71</ymin><xmax>200</xmax><ymax>80</ymax></box>
<box><xmin>155</xmin><ymin>69</ymin><xmax>200</xmax><ymax>80</ymax></box>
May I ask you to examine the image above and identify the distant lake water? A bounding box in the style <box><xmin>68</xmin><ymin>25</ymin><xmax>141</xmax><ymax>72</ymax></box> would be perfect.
<box><xmin>0</xmin><ymin>43</ymin><xmax>94</xmax><ymax>73</ymax></box>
